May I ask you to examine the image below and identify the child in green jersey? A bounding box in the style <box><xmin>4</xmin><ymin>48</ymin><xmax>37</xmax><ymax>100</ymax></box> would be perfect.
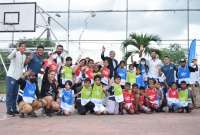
<box><xmin>178</xmin><ymin>81</ymin><xmax>193</xmax><ymax>113</ymax></box>
<box><xmin>126</xmin><ymin>64</ymin><xmax>136</xmax><ymax>85</ymax></box>
<box><xmin>76</xmin><ymin>78</ymin><xmax>95</xmax><ymax>115</ymax></box>
<box><xmin>58</xmin><ymin>57</ymin><xmax>74</xmax><ymax>88</ymax></box>
<box><xmin>113</xmin><ymin>75</ymin><xmax>124</xmax><ymax>114</ymax></box>
<box><xmin>91</xmin><ymin>75</ymin><xmax>107</xmax><ymax>115</ymax></box>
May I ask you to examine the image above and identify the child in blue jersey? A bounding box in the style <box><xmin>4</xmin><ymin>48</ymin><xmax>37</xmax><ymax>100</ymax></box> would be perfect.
<box><xmin>136</xmin><ymin>68</ymin><xmax>146</xmax><ymax>88</ymax></box>
<box><xmin>17</xmin><ymin>71</ymin><xmax>44</xmax><ymax>118</ymax></box>
<box><xmin>177</xmin><ymin>59</ymin><xmax>190</xmax><ymax>84</ymax></box>
<box><xmin>58</xmin><ymin>80</ymin><xmax>75</xmax><ymax>116</ymax></box>
<box><xmin>116</xmin><ymin>60</ymin><xmax>127</xmax><ymax>87</ymax></box>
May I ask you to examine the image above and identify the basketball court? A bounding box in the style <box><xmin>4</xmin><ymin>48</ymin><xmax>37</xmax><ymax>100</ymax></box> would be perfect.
<box><xmin>0</xmin><ymin>102</ymin><xmax>200</xmax><ymax>135</ymax></box>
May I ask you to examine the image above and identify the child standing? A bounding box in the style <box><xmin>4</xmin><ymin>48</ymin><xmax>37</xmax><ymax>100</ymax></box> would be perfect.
<box><xmin>116</xmin><ymin>60</ymin><xmax>127</xmax><ymax>87</ymax></box>
<box><xmin>136</xmin><ymin>68</ymin><xmax>146</xmax><ymax>89</ymax></box>
<box><xmin>101</xmin><ymin>59</ymin><xmax>110</xmax><ymax>86</ymax></box>
<box><xmin>126</xmin><ymin>64</ymin><xmax>136</xmax><ymax>85</ymax></box>
<box><xmin>58</xmin><ymin>57</ymin><xmax>74</xmax><ymax>88</ymax></box>
<box><xmin>58</xmin><ymin>80</ymin><xmax>75</xmax><ymax>116</ymax></box>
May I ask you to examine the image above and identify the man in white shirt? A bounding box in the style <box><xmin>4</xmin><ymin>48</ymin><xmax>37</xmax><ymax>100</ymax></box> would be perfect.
<box><xmin>147</xmin><ymin>51</ymin><xmax>162</xmax><ymax>80</ymax></box>
<box><xmin>190</xmin><ymin>58</ymin><xmax>199</xmax><ymax>85</ymax></box>
<box><xmin>6</xmin><ymin>42</ymin><xmax>26</xmax><ymax>116</ymax></box>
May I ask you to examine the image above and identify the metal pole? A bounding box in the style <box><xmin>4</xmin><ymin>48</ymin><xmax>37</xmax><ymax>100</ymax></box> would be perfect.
<box><xmin>67</xmin><ymin>0</ymin><xmax>70</xmax><ymax>53</ymax></box>
<box><xmin>126</xmin><ymin>0</ymin><xmax>129</xmax><ymax>40</ymax></box>
<box><xmin>0</xmin><ymin>54</ymin><xmax>7</xmax><ymax>73</ymax></box>
<box><xmin>12</xmin><ymin>0</ymin><xmax>15</xmax><ymax>47</ymax></box>
<box><xmin>187</xmin><ymin>0</ymin><xmax>190</xmax><ymax>56</ymax></box>
<box><xmin>125</xmin><ymin>0</ymin><xmax>128</xmax><ymax>63</ymax></box>
<box><xmin>78</xmin><ymin>15</ymin><xmax>90</xmax><ymax>50</ymax></box>
<box><xmin>47</xmin><ymin>17</ymin><xmax>51</xmax><ymax>41</ymax></box>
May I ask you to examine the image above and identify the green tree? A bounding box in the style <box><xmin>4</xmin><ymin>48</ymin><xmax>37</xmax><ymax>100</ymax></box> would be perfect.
<box><xmin>121</xmin><ymin>33</ymin><xmax>161</xmax><ymax>61</ymax></box>
<box><xmin>159</xmin><ymin>44</ymin><xmax>186</xmax><ymax>64</ymax></box>
<box><xmin>9</xmin><ymin>38</ymin><xmax>56</xmax><ymax>48</ymax></box>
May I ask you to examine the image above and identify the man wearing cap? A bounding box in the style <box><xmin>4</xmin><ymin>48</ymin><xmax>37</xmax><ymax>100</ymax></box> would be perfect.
<box><xmin>177</xmin><ymin>58</ymin><xmax>190</xmax><ymax>84</ymax></box>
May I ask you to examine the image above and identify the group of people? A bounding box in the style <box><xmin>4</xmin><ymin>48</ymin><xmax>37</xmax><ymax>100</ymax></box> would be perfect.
<box><xmin>5</xmin><ymin>42</ymin><xmax>200</xmax><ymax>118</ymax></box>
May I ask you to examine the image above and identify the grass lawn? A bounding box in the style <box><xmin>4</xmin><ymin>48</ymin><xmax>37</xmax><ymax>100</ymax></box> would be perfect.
<box><xmin>0</xmin><ymin>81</ymin><xmax>6</xmax><ymax>94</ymax></box>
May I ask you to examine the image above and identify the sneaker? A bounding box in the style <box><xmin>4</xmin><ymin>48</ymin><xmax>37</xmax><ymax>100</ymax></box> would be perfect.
<box><xmin>46</xmin><ymin>112</ymin><xmax>52</xmax><ymax>117</ymax></box>
<box><xmin>19</xmin><ymin>113</ymin><xmax>25</xmax><ymax>118</ymax></box>
<box><xmin>7</xmin><ymin>111</ymin><xmax>15</xmax><ymax>116</ymax></box>
<box><xmin>57</xmin><ymin>111</ymin><xmax>64</xmax><ymax>116</ymax></box>
<box><xmin>185</xmin><ymin>106</ymin><xmax>191</xmax><ymax>113</ymax></box>
<box><xmin>13</xmin><ymin>110</ymin><xmax>19</xmax><ymax>114</ymax></box>
<box><xmin>31</xmin><ymin>112</ymin><xmax>38</xmax><ymax>117</ymax></box>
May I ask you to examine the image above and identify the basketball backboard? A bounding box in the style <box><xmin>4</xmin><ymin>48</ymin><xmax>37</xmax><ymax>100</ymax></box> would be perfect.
<box><xmin>0</xmin><ymin>2</ymin><xmax>36</xmax><ymax>32</ymax></box>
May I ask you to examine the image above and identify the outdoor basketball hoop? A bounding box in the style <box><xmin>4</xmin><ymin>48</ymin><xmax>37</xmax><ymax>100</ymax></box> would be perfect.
<box><xmin>0</xmin><ymin>2</ymin><xmax>36</xmax><ymax>32</ymax></box>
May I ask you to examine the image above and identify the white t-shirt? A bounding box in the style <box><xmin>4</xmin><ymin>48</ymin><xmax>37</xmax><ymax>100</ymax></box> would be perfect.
<box><xmin>7</xmin><ymin>50</ymin><xmax>26</xmax><ymax>80</ymax></box>
<box><xmin>190</xmin><ymin>64</ymin><xmax>200</xmax><ymax>84</ymax></box>
<box><xmin>148</xmin><ymin>58</ymin><xmax>162</xmax><ymax>79</ymax></box>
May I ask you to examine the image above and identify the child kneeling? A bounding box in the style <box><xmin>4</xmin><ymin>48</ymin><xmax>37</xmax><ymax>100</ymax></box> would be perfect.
<box><xmin>166</xmin><ymin>82</ymin><xmax>181</xmax><ymax>112</ymax></box>
<box><xmin>17</xmin><ymin>71</ymin><xmax>45</xmax><ymax>118</ymax></box>
<box><xmin>178</xmin><ymin>81</ymin><xmax>193</xmax><ymax>113</ymax></box>
<box><xmin>91</xmin><ymin>75</ymin><xmax>107</xmax><ymax>115</ymax></box>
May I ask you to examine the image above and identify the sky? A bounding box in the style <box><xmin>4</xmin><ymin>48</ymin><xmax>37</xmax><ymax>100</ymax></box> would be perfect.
<box><xmin>0</xmin><ymin>0</ymin><xmax>200</xmax><ymax>62</ymax></box>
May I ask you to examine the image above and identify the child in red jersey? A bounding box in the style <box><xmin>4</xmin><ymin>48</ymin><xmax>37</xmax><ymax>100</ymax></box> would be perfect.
<box><xmin>101</xmin><ymin>59</ymin><xmax>110</xmax><ymax>86</ymax></box>
<box><xmin>84</xmin><ymin>59</ymin><xmax>94</xmax><ymax>83</ymax></box>
<box><xmin>145</xmin><ymin>79</ymin><xmax>160</xmax><ymax>111</ymax></box>
<box><xmin>123</xmin><ymin>82</ymin><xmax>135</xmax><ymax>114</ymax></box>
<box><xmin>138</xmin><ymin>87</ymin><xmax>151</xmax><ymax>113</ymax></box>
<box><xmin>166</xmin><ymin>82</ymin><xmax>180</xmax><ymax>112</ymax></box>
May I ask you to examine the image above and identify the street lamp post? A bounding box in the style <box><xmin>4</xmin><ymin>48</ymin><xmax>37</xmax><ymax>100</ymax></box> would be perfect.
<box><xmin>78</xmin><ymin>12</ymin><xmax>96</xmax><ymax>50</ymax></box>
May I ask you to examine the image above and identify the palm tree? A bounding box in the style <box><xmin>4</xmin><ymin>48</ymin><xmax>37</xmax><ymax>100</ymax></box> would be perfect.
<box><xmin>121</xmin><ymin>33</ymin><xmax>161</xmax><ymax>60</ymax></box>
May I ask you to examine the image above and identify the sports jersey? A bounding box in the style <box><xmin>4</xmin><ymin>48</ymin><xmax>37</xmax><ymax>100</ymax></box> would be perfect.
<box><xmin>123</xmin><ymin>90</ymin><xmax>134</xmax><ymax>103</ymax></box>
<box><xmin>85</xmin><ymin>67</ymin><xmax>94</xmax><ymax>81</ymax></box>
<box><xmin>177</xmin><ymin>66</ymin><xmax>190</xmax><ymax>84</ymax></box>
<box><xmin>116</xmin><ymin>67</ymin><xmax>127</xmax><ymax>85</ymax></box>
<box><xmin>167</xmin><ymin>88</ymin><xmax>179</xmax><ymax>99</ymax></box>
<box><xmin>139</xmin><ymin>95</ymin><xmax>145</xmax><ymax>105</ymax></box>
<box><xmin>91</xmin><ymin>83</ymin><xmax>105</xmax><ymax>100</ymax></box>
<box><xmin>179</xmin><ymin>89</ymin><xmax>190</xmax><ymax>101</ymax></box>
<box><xmin>101</xmin><ymin>67</ymin><xmax>110</xmax><ymax>85</ymax></box>
<box><xmin>126</xmin><ymin>71</ymin><xmax>136</xmax><ymax>85</ymax></box>
<box><xmin>59</xmin><ymin>89</ymin><xmax>74</xmax><ymax>109</ymax></box>
<box><xmin>146</xmin><ymin>88</ymin><xmax>157</xmax><ymax>102</ymax></box>
<box><xmin>136</xmin><ymin>74</ymin><xmax>145</xmax><ymax>88</ymax></box>
<box><xmin>61</xmin><ymin>66</ymin><xmax>73</xmax><ymax>82</ymax></box>
<box><xmin>20</xmin><ymin>80</ymin><xmax>36</xmax><ymax>103</ymax></box>
<box><xmin>81</xmin><ymin>86</ymin><xmax>92</xmax><ymax>105</ymax></box>
<box><xmin>114</xmin><ymin>83</ymin><xmax>124</xmax><ymax>102</ymax></box>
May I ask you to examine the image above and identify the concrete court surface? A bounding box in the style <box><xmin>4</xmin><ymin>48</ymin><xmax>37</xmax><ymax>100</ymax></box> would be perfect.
<box><xmin>0</xmin><ymin>102</ymin><xmax>200</xmax><ymax>135</ymax></box>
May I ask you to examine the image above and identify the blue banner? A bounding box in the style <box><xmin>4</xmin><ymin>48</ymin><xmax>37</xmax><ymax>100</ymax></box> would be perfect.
<box><xmin>188</xmin><ymin>39</ymin><xmax>197</xmax><ymax>64</ymax></box>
